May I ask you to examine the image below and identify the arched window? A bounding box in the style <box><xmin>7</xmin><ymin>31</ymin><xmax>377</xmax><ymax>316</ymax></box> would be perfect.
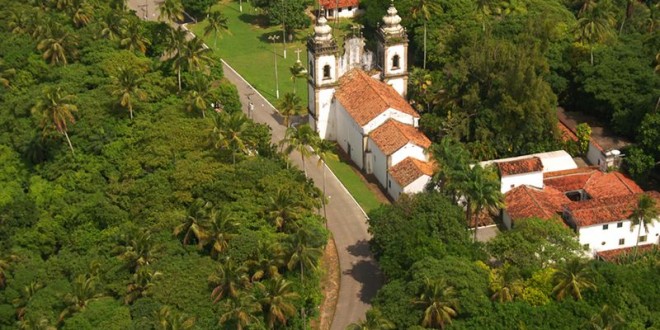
<box><xmin>323</xmin><ymin>64</ymin><xmax>331</xmax><ymax>80</ymax></box>
<box><xmin>309</xmin><ymin>60</ymin><xmax>314</xmax><ymax>78</ymax></box>
<box><xmin>392</xmin><ymin>54</ymin><xmax>400</xmax><ymax>70</ymax></box>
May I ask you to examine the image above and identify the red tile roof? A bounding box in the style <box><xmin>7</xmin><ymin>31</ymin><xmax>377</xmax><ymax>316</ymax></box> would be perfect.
<box><xmin>335</xmin><ymin>69</ymin><xmax>419</xmax><ymax>126</ymax></box>
<box><xmin>319</xmin><ymin>0</ymin><xmax>359</xmax><ymax>9</ymax></box>
<box><xmin>505</xmin><ymin>185</ymin><xmax>570</xmax><ymax>221</ymax></box>
<box><xmin>497</xmin><ymin>157</ymin><xmax>544</xmax><ymax>176</ymax></box>
<box><xmin>370</xmin><ymin>120</ymin><xmax>431</xmax><ymax>156</ymax></box>
<box><xmin>584</xmin><ymin>172</ymin><xmax>643</xmax><ymax>199</ymax></box>
<box><xmin>558</xmin><ymin>121</ymin><xmax>578</xmax><ymax>142</ymax></box>
<box><xmin>543</xmin><ymin>167</ymin><xmax>600</xmax><ymax>192</ymax></box>
<box><xmin>596</xmin><ymin>244</ymin><xmax>657</xmax><ymax>263</ymax></box>
<box><xmin>566</xmin><ymin>192</ymin><xmax>660</xmax><ymax>227</ymax></box>
<box><xmin>388</xmin><ymin>157</ymin><xmax>434</xmax><ymax>187</ymax></box>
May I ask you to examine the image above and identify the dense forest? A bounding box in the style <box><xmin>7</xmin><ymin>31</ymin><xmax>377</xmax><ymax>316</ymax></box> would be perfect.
<box><xmin>0</xmin><ymin>0</ymin><xmax>327</xmax><ymax>329</ymax></box>
<box><xmin>359</xmin><ymin>0</ymin><xmax>658</xmax><ymax>182</ymax></box>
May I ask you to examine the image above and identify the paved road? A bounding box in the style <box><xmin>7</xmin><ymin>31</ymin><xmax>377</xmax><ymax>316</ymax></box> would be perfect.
<box><xmin>125</xmin><ymin>1</ymin><xmax>383</xmax><ymax>327</ymax></box>
<box><xmin>222</xmin><ymin>62</ymin><xmax>382</xmax><ymax>329</ymax></box>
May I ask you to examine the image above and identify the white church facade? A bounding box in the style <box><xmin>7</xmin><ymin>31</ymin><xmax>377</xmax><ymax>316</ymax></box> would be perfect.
<box><xmin>307</xmin><ymin>3</ymin><xmax>432</xmax><ymax>200</ymax></box>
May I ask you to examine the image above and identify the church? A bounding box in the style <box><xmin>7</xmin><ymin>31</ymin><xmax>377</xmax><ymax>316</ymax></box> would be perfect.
<box><xmin>306</xmin><ymin>3</ymin><xmax>434</xmax><ymax>200</ymax></box>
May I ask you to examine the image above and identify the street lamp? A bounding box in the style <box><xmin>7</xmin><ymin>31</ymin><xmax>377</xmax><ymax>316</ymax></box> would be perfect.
<box><xmin>268</xmin><ymin>34</ymin><xmax>280</xmax><ymax>99</ymax></box>
<box><xmin>281</xmin><ymin>0</ymin><xmax>286</xmax><ymax>59</ymax></box>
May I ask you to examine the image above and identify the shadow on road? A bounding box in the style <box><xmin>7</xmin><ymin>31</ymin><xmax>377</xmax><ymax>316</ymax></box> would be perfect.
<box><xmin>346</xmin><ymin>239</ymin><xmax>372</xmax><ymax>258</ymax></box>
<box><xmin>342</xmin><ymin>260</ymin><xmax>382</xmax><ymax>304</ymax></box>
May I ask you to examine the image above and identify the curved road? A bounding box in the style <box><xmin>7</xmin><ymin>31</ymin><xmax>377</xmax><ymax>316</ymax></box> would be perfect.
<box><xmin>222</xmin><ymin>62</ymin><xmax>382</xmax><ymax>329</ymax></box>
<box><xmin>126</xmin><ymin>1</ymin><xmax>382</xmax><ymax>327</ymax></box>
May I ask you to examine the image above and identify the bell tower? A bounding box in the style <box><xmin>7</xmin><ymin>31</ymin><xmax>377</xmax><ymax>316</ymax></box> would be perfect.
<box><xmin>376</xmin><ymin>1</ymin><xmax>408</xmax><ymax>97</ymax></box>
<box><xmin>307</xmin><ymin>12</ymin><xmax>339</xmax><ymax>140</ymax></box>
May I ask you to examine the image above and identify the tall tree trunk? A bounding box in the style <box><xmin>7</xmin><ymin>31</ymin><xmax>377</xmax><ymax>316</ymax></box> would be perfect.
<box><xmin>129</xmin><ymin>103</ymin><xmax>133</xmax><ymax>120</ymax></box>
<box><xmin>214</xmin><ymin>31</ymin><xmax>217</xmax><ymax>48</ymax></box>
<box><xmin>634</xmin><ymin>219</ymin><xmax>643</xmax><ymax>260</ymax></box>
<box><xmin>423</xmin><ymin>22</ymin><xmax>427</xmax><ymax>69</ymax></box>
<box><xmin>323</xmin><ymin>164</ymin><xmax>327</xmax><ymax>228</ymax></box>
<box><xmin>301</xmin><ymin>153</ymin><xmax>307</xmax><ymax>177</ymax></box>
<box><xmin>590</xmin><ymin>44</ymin><xmax>594</xmax><ymax>66</ymax></box>
<box><xmin>177</xmin><ymin>67</ymin><xmax>182</xmax><ymax>91</ymax></box>
<box><xmin>64</xmin><ymin>131</ymin><xmax>75</xmax><ymax>155</ymax></box>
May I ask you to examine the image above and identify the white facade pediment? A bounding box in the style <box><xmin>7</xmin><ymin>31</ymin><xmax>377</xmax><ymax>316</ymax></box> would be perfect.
<box><xmin>362</xmin><ymin>108</ymin><xmax>417</xmax><ymax>134</ymax></box>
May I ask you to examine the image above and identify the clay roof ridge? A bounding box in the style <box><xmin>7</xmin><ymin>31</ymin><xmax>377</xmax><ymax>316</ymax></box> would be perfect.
<box><xmin>524</xmin><ymin>186</ymin><xmax>553</xmax><ymax>219</ymax></box>
<box><xmin>614</xmin><ymin>172</ymin><xmax>637</xmax><ymax>194</ymax></box>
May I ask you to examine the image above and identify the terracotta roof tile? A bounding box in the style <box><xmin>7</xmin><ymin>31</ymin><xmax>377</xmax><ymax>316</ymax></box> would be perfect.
<box><xmin>566</xmin><ymin>192</ymin><xmax>660</xmax><ymax>227</ymax></box>
<box><xmin>335</xmin><ymin>69</ymin><xmax>419</xmax><ymax>126</ymax></box>
<box><xmin>584</xmin><ymin>172</ymin><xmax>643</xmax><ymax>199</ymax></box>
<box><xmin>319</xmin><ymin>0</ymin><xmax>359</xmax><ymax>9</ymax></box>
<box><xmin>544</xmin><ymin>167</ymin><xmax>600</xmax><ymax>192</ymax></box>
<box><xmin>497</xmin><ymin>157</ymin><xmax>544</xmax><ymax>176</ymax></box>
<box><xmin>388</xmin><ymin>157</ymin><xmax>434</xmax><ymax>187</ymax></box>
<box><xmin>558</xmin><ymin>122</ymin><xmax>578</xmax><ymax>142</ymax></box>
<box><xmin>505</xmin><ymin>185</ymin><xmax>570</xmax><ymax>221</ymax></box>
<box><xmin>370</xmin><ymin>120</ymin><xmax>431</xmax><ymax>156</ymax></box>
<box><xmin>596</xmin><ymin>244</ymin><xmax>657</xmax><ymax>263</ymax></box>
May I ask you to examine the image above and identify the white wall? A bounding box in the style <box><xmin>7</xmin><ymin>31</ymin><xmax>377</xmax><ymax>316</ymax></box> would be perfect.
<box><xmin>502</xmin><ymin>211</ymin><xmax>513</xmax><ymax>229</ymax></box>
<box><xmin>368</xmin><ymin>139</ymin><xmax>388</xmax><ymax>189</ymax></box>
<box><xmin>403</xmin><ymin>175</ymin><xmax>431</xmax><ymax>195</ymax></box>
<box><xmin>314</xmin><ymin>88</ymin><xmax>337</xmax><ymax>140</ymax></box>
<box><xmin>363</xmin><ymin>109</ymin><xmax>416</xmax><ymax>134</ymax></box>
<box><xmin>384</xmin><ymin>44</ymin><xmax>406</xmax><ymax>76</ymax></box>
<box><xmin>586</xmin><ymin>142</ymin><xmax>604</xmax><ymax>168</ymax></box>
<box><xmin>388</xmin><ymin>177</ymin><xmax>403</xmax><ymax>200</ymax></box>
<box><xmin>500</xmin><ymin>171</ymin><xmax>543</xmax><ymax>194</ymax></box>
<box><xmin>313</xmin><ymin>53</ymin><xmax>337</xmax><ymax>87</ymax></box>
<box><xmin>391</xmin><ymin>143</ymin><xmax>426</xmax><ymax>166</ymax></box>
<box><xmin>578</xmin><ymin>219</ymin><xmax>660</xmax><ymax>256</ymax></box>
<box><xmin>336</xmin><ymin>102</ymin><xmax>366</xmax><ymax>169</ymax></box>
<box><xmin>332</xmin><ymin>6</ymin><xmax>360</xmax><ymax>18</ymax></box>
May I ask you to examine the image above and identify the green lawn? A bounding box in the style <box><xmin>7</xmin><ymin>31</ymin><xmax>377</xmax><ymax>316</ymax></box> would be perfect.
<box><xmin>190</xmin><ymin>1</ymin><xmax>383</xmax><ymax>213</ymax></box>
<box><xmin>325</xmin><ymin>157</ymin><xmax>383</xmax><ymax>214</ymax></box>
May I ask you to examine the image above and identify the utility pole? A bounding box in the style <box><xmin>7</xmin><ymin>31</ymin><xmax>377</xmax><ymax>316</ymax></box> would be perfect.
<box><xmin>282</xmin><ymin>0</ymin><xmax>286</xmax><ymax>59</ymax></box>
<box><xmin>268</xmin><ymin>35</ymin><xmax>281</xmax><ymax>99</ymax></box>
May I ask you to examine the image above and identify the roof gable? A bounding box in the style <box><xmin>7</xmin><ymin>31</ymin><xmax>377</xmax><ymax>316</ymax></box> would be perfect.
<box><xmin>505</xmin><ymin>185</ymin><xmax>570</xmax><ymax>221</ymax></box>
<box><xmin>370</xmin><ymin>120</ymin><xmax>431</xmax><ymax>156</ymax></box>
<box><xmin>388</xmin><ymin>157</ymin><xmax>434</xmax><ymax>187</ymax></box>
<box><xmin>335</xmin><ymin>69</ymin><xmax>418</xmax><ymax>126</ymax></box>
<box><xmin>320</xmin><ymin>0</ymin><xmax>359</xmax><ymax>8</ymax></box>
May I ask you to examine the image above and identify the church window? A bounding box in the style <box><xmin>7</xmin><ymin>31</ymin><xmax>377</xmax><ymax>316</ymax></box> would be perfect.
<box><xmin>309</xmin><ymin>61</ymin><xmax>314</xmax><ymax>77</ymax></box>
<box><xmin>392</xmin><ymin>54</ymin><xmax>400</xmax><ymax>70</ymax></box>
<box><xmin>323</xmin><ymin>64</ymin><xmax>331</xmax><ymax>80</ymax></box>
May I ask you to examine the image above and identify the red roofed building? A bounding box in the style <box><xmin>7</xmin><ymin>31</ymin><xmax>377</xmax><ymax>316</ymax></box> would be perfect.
<box><xmin>319</xmin><ymin>0</ymin><xmax>361</xmax><ymax>19</ymax></box>
<box><xmin>503</xmin><ymin>165</ymin><xmax>660</xmax><ymax>257</ymax></box>
<box><xmin>307</xmin><ymin>4</ymin><xmax>430</xmax><ymax>200</ymax></box>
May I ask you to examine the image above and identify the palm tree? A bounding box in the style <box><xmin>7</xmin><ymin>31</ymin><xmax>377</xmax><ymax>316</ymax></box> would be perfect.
<box><xmin>629</xmin><ymin>194</ymin><xmax>659</xmax><ymax>260</ymax></box>
<box><xmin>551</xmin><ymin>258</ymin><xmax>596</xmax><ymax>301</ymax></box>
<box><xmin>120</xmin><ymin>17</ymin><xmax>151</xmax><ymax>54</ymax></box>
<box><xmin>17</xmin><ymin>315</ymin><xmax>56</xmax><ymax>330</ymax></box>
<box><xmin>8</xmin><ymin>9</ymin><xmax>30</xmax><ymax>35</ymax></box>
<box><xmin>411</xmin><ymin>0</ymin><xmax>442</xmax><ymax>69</ymax></box>
<box><xmin>265</xmin><ymin>189</ymin><xmax>304</xmax><ymax>231</ymax></box>
<box><xmin>475</xmin><ymin>0</ymin><xmax>497</xmax><ymax>32</ymax></box>
<box><xmin>13</xmin><ymin>281</ymin><xmax>43</xmax><ymax>321</ymax></box>
<box><xmin>183</xmin><ymin>37</ymin><xmax>213</xmax><ymax>74</ymax></box>
<box><xmin>202</xmin><ymin>208</ymin><xmax>240</xmax><ymax>258</ymax></box>
<box><xmin>412</xmin><ymin>277</ymin><xmax>459</xmax><ymax>329</ymax></box>
<box><xmin>346</xmin><ymin>308</ymin><xmax>396</xmax><ymax>330</ymax></box>
<box><xmin>154</xmin><ymin>306</ymin><xmax>195</xmax><ymax>330</ymax></box>
<box><xmin>58</xmin><ymin>274</ymin><xmax>103</xmax><ymax>323</ymax></box>
<box><xmin>165</xmin><ymin>26</ymin><xmax>188</xmax><ymax>91</ymax></box>
<box><xmin>490</xmin><ymin>266</ymin><xmax>524</xmax><ymax>303</ymax></box>
<box><xmin>32</xmin><ymin>86</ymin><xmax>78</xmax><ymax>154</ymax></box>
<box><xmin>99</xmin><ymin>12</ymin><xmax>126</xmax><ymax>41</ymax></box>
<box><xmin>211</xmin><ymin>111</ymin><xmax>251</xmax><ymax>165</ymax></box>
<box><xmin>313</xmin><ymin>139</ymin><xmax>337</xmax><ymax>224</ymax></box>
<box><xmin>280</xmin><ymin>124</ymin><xmax>317</xmax><ymax>177</ymax></box>
<box><xmin>587</xmin><ymin>305</ymin><xmax>624</xmax><ymax>330</ymax></box>
<box><xmin>174</xmin><ymin>198</ymin><xmax>212</xmax><ymax>246</ymax></box>
<box><xmin>125</xmin><ymin>268</ymin><xmax>162</xmax><ymax>304</ymax></box>
<box><xmin>0</xmin><ymin>58</ymin><xmax>16</xmax><ymax>88</ymax></box>
<box><xmin>114</xmin><ymin>229</ymin><xmax>160</xmax><ymax>273</ymax></box>
<box><xmin>70</xmin><ymin>0</ymin><xmax>93</xmax><ymax>28</ymax></box>
<box><xmin>289</xmin><ymin>60</ymin><xmax>307</xmax><ymax>94</ymax></box>
<box><xmin>257</xmin><ymin>277</ymin><xmax>299</xmax><ymax>329</ymax></box>
<box><xmin>276</xmin><ymin>93</ymin><xmax>304</xmax><ymax>127</ymax></box>
<box><xmin>159</xmin><ymin>0</ymin><xmax>184</xmax><ymax>23</ymax></box>
<box><xmin>203</xmin><ymin>11</ymin><xmax>230</xmax><ymax>48</ymax></box>
<box><xmin>209</xmin><ymin>258</ymin><xmax>249</xmax><ymax>302</ymax></box>
<box><xmin>576</xmin><ymin>3</ymin><xmax>615</xmax><ymax>65</ymax></box>
<box><xmin>185</xmin><ymin>73</ymin><xmax>213</xmax><ymax>118</ymax></box>
<box><xmin>111</xmin><ymin>66</ymin><xmax>147</xmax><ymax>120</ymax></box>
<box><xmin>218</xmin><ymin>293</ymin><xmax>261</xmax><ymax>330</ymax></box>
<box><xmin>287</xmin><ymin>227</ymin><xmax>323</xmax><ymax>283</ymax></box>
<box><xmin>245</xmin><ymin>242</ymin><xmax>285</xmax><ymax>282</ymax></box>
<box><xmin>37</xmin><ymin>23</ymin><xmax>78</xmax><ymax>66</ymax></box>
<box><xmin>463</xmin><ymin>164</ymin><xmax>503</xmax><ymax>241</ymax></box>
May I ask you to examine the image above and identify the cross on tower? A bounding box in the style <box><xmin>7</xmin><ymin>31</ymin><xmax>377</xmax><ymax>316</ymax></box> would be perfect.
<box><xmin>294</xmin><ymin>48</ymin><xmax>303</xmax><ymax>62</ymax></box>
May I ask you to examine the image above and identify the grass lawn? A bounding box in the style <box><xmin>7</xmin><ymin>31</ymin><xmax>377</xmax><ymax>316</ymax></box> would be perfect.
<box><xmin>189</xmin><ymin>1</ymin><xmax>383</xmax><ymax>213</ymax></box>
